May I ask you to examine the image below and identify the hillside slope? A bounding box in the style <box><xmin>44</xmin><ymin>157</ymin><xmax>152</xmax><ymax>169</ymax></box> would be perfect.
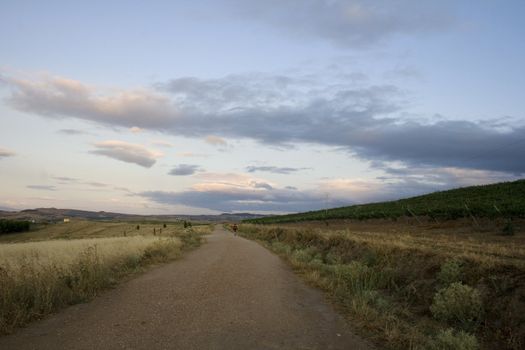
<box><xmin>246</xmin><ymin>179</ymin><xmax>525</xmax><ymax>224</ymax></box>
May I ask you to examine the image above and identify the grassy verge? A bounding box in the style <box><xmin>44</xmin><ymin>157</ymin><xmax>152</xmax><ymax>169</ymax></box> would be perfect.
<box><xmin>237</xmin><ymin>224</ymin><xmax>524</xmax><ymax>350</ymax></box>
<box><xmin>0</xmin><ymin>224</ymin><xmax>210</xmax><ymax>335</ymax></box>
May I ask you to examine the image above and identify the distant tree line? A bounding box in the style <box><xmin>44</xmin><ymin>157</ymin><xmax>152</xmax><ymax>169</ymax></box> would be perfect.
<box><xmin>0</xmin><ymin>219</ymin><xmax>31</xmax><ymax>235</ymax></box>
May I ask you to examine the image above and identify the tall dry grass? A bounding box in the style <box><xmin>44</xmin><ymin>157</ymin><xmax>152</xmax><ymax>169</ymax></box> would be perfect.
<box><xmin>0</xmin><ymin>234</ymin><xmax>190</xmax><ymax>334</ymax></box>
<box><xmin>238</xmin><ymin>224</ymin><xmax>525</xmax><ymax>350</ymax></box>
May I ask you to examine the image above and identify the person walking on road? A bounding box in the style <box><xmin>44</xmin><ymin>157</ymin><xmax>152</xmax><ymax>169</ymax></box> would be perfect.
<box><xmin>232</xmin><ymin>223</ymin><xmax>238</xmax><ymax>236</ymax></box>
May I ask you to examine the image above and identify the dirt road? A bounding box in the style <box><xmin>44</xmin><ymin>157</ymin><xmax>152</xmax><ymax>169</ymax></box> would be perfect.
<box><xmin>0</xmin><ymin>226</ymin><xmax>372</xmax><ymax>350</ymax></box>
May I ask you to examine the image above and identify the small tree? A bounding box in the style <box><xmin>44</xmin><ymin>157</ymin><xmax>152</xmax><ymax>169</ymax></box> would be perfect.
<box><xmin>136</xmin><ymin>225</ymin><xmax>140</xmax><ymax>230</ymax></box>
<box><xmin>163</xmin><ymin>223</ymin><xmax>167</xmax><ymax>228</ymax></box>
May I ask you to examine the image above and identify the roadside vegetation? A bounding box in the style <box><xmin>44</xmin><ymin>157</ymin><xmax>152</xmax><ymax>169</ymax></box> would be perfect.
<box><xmin>246</xmin><ymin>179</ymin><xmax>525</xmax><ymax>224</ymax></box>
<box><xmin>0</xmin><ymin>220</ymin><xmax>210</xmax><ymax>334</ymax></box>
<box><xmin>0</xmin><ymin>220</ymin><xmax>31</xmax><ymax>235</ymax></box>
<box><xmin>237</xmin><ymin>223</ymin><xmax>525</xmax><ymax>350</ymax></box>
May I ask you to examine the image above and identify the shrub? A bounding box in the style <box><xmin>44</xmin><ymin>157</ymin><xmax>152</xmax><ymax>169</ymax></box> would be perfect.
<box><xmin>143</xmin><ymin>239</ymin><xmax>180</xmax><ymax>261</ymax></box>
<box><xmin>361</xmin><ymin>290</ymin><xmax>391</xmax><ymax>312</ymax></box>
<box><xmin>332</xmin><ymin>261</ymin><xmax>383</xmax><ymax>295</ymax></box>
<box><xmin>308</xmin><ymin>257</ymin><xmax>325</xmax><ymax>270</ymax></box>
<box><xmin>291</xmin><ymin>248</ymin><xmax>315</xmax><ymax>264</ymax></box>
<box><xmin>431</xmin><ymin>328</ymin><xmax>479</xmax><ymax>350</ymax></box>
<box><xmin>430</xmin><ymin>283</ymin><xmax>483</xmax><ymax>329</ymax></box>
<box><xmin>437</xmin><ymin>260</ymin><xmax>463</xmax><ymax>286</ymax></box>
<box><xmin>271</xmin><ymin>241</ymin><xmax>292</xmax><ymax>255</ymax></box>
<box><xmin>324</xmin><ymin>251</ymin><xmax>342</xmax><ymax>265</ymax></box>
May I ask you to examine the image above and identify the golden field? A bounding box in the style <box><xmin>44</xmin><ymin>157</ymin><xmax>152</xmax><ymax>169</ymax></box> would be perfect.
<box><xmin>0</xmin><ymin>220</ymin><xmax>209</xmax><ymax>334</ymax></box>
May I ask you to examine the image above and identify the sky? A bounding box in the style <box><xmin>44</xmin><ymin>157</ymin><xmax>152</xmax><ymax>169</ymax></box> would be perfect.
<box><xmin>0</xmin><ymin>0</ymin><xmax>524</xmax><ymax>215</ymax></box>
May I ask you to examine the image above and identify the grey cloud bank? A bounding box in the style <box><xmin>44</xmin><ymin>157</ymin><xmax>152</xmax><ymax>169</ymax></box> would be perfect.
<box><xmin>140</xmin><ymin>188</ymin><xmax>345</xmax><ymax>213</ymax></box>
<box><xmin>228</xmin><ymin>0</ymin><xmax>454</xmax><ymax>48</ymax></box>
<box><xmin>5</xmin><ymin>73</ymin><xmax>525</xmax><ymax>175</ymax></box>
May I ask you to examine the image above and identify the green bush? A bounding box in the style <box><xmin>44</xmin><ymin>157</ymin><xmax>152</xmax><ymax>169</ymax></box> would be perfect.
<box><xmin>431</xmin><ymin>328</ymin><xmax>479</xmax><ymax>350</ymax></box>
<box><xmin>430</xmin><ymin>283</ymin><xmax>483</xmax><ymax>329</ymax></box>
<box><xmin>438</xmin><ymin>260</ymin><xmax>463</xmax><ymax>286</ymax></box>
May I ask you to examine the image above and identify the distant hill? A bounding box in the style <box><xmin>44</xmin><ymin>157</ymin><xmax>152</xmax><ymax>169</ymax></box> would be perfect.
<box><xmin>245</xmin><ymin>179</ymin><xmax>525</xmax><ymax>224</ymax></box>
<box><xmin>0</xmin><ymin>208</ymin><xmax>266</xmax><ymax>223</ymax></box>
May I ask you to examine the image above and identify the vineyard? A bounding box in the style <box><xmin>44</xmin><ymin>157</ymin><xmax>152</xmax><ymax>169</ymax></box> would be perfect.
<box><xmin>245</xmin><ymin>179</ymin><xmax>525</xmax><ymax>224</ymax></box>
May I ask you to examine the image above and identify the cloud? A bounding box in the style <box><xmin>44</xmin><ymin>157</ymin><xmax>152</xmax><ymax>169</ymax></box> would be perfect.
<box><xmin>7</xmin><ymin>75</ymin><xmax>177</xmax><ymax>129</ymax></box>
<box><xmin>52</xmin><ymin>175</ymin><xmax>135</xmax><ymax>194</ymax></box>
<box><xmin>140</xmin><ymin>181</ymin><xmax>333</xmax><ymax>213</ymax></box>
<box><xmin>57</xmin><ymin>128</ymin><xmax>90</xmax><ymax>135</ymax></box>
<box><xmin>228</xmin><ymin>0</ymin><xmax>454</xmax><ymax>48</ymax></box>
<box><xmin>151</xmin><ymin>140</ymin><xmax>174</xmax><ymax>148</ymax></box>
<box><xmin>169</xmin><ymin>164</ymin><xmax>201</xmax><ymax>176</ymax></box>
<box><xmin>141</xmin><ymin>165</ymin><xmax>524</xmax><ymax>213</ymax></box>
<box><xmin>90</xmin><ymin>140</ymin><xmax>162</xmax><ymax>168</ymax></box>
<box><xmin>177</xmin><ymin>152</ymin><xmax>209</xmax><ymax>158</ymax></box>
<box><xmin>4</xmin><ymin>73</ymin><xmax>525</xmax><ymax>174</ymax></box>
<box><xmin>205</xmin><ymin>135</ymin><xmax>227</xmax><ymax>146</ymax></box>
<box><xmin>246</xmin><ymin>166</ymin><xmax>308</xmax><ymax>174</ymax></box>
<box><xmin>52</xmin><ymin>176</ymin><xmax>109</xmax><ymax>188</ymax></box>
<box><xmin>130</xmin><ymin>126</ymin><xmax>142</xmax><ymax>134</ymax></box>
<box><xmin>27</xmin><ymin>185</ymin><xmax>57</xmax><ymax>191</ymax></box>
<box><xmin>252</xmin><ymin>181</ymin><xmax>273</xmax><ymax>190</ymax></box>
<box><xmin>0</xmin><ymin>147</ymin><xmax>15</xmax><ymax>159</ymax></box>
<box><xmin>53</xmin><ymin>176</ymin><xmax>79</xmax><ymax>184</ymax></box>
<box><xmin>377</xmin><ymin>165</ymin><xmax>522</xmax><ymax>191</ymax></box>
<box><xmin>53</xmin><ymin>176</ymin><xmax>78</xmax><ymax>182</ymax></box>
<box><xmin>139</xmin><ymin>172</ymin><xmax>342</xmax><ymax>212</ymax></box>
<box><xmin>84</xmin><ymin>181</ymin><xmax>108</xmax><ymax>188</ymax></box>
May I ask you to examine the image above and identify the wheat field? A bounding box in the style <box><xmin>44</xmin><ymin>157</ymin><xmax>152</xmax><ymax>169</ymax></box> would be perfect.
<box><xmin>0</xmin><ymin>220</ymin><xmax>207</xmax><ymax>334</ymax></box>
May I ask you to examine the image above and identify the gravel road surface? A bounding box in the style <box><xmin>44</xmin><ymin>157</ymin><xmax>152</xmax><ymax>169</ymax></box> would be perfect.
<box><xmin>0</xmin><ymin>226</ymin><xmax>373</xmax><ymax>350</ymax></box>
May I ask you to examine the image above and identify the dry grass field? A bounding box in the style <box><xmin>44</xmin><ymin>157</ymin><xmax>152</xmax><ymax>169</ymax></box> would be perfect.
<box><xmin>238</xmin><ymin>221</ymin><xmax>525</xmax><ymax>350</ymax></box>
<box><xmin>0</xmin><ymin>219</ymin><xmax>210</xmax><ymax>334</ymax></box>
<box><xmin>0</xmin><ymin>219</ymin><xmax>197</xmax><ymax>242</ymax></box>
